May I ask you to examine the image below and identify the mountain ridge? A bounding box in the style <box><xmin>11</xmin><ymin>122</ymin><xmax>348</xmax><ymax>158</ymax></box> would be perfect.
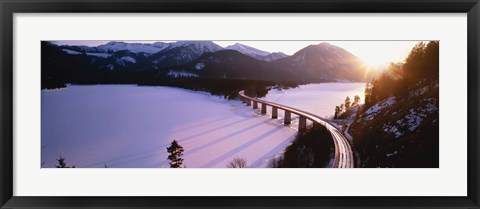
<box><xmin>42</xmin><ymin>41</ymin><xmax>371</xmax><ymax>89</ymax></box>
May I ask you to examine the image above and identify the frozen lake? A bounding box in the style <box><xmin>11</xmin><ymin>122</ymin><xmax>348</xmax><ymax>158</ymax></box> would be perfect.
<box><xmin>41</xmin><ymin>83</ymin><xmax>365</xmax><ymax>168</ymax></box>
<box><xmin>41</xmin><ymin>85</ymin><xmax>297</xmax><ymax>168</ymax></box>
<box><xmin>262</xmin><ymin>83</ymin><xmax>366</xmax><ymax>118</ymax></box>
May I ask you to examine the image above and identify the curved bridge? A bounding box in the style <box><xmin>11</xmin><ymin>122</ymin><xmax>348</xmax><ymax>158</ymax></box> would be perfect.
<box><xmin>238</xmin><ymin>90</ymin><xmax>354</xmax><ymax>168</ymax></box>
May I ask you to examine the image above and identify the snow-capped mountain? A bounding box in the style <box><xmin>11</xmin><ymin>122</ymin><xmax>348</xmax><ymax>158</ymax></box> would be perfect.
<box><xmin>272</xmin><ymin>42</ymin><xmax>369</xmax><ymax>82</ymax></box>
<box><xmin>60</xmin><ymin>45</ymin><xmax>99</xmax><ymax>53</ymax></box>
<box><xmin>96</xmin><ymin>41</ymin><xmax>170</xmax><ymax>54</ymax></box>
<box><xmin>137</xmin><ymin>41</ymin><xmax>224</xmax><ymax>70</ymax></box>
<box><xmin>42</xmin><ymin>41</ymin><xmax>373</xmax><ymax>89</ymax></box>
<box><xmin>167</xmin><ymin>41</ymin><xmax>223</xmax><ymax>53</ymax></box>
<box><xmin>226</xmin><ymin>43</ymin><xmax>269</xmax><ymax>58</ymax></box>
<box><xmin>264</xmin><ymin>52</ymin><xmax>288</xmax><ymax>62</ymax></box>
<box><xmin>226</xmin><ymin>43</ymin><xmax>287</xmax><ymax>61</ymax></box>
<box><xmin>163</xmin><ymin>50</ymin><xmax>297</xmax><ymax>81</ymax></box>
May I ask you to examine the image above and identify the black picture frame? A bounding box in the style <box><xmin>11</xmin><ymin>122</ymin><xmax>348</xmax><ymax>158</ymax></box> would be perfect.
<box><xmin>1</xmin><ymin>0</ymin><xmax>479</xmax><ymax>208</ymax></box>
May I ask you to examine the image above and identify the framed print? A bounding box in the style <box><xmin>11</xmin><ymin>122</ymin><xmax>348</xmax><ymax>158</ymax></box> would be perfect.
<box><xmin>1</xmin><ymin>0</ymin><xmax>479</xmax><ymax>208</ymax></box>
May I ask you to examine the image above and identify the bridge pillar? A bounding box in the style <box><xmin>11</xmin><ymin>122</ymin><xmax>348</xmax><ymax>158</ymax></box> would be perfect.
<box><xmin>246</xmin><ymin>100</ymin><xmax>251</xmax><ymax>106</ymax></box>
<box><xmin>253</xmin><ymin>101</ymin><xmax>258</xmax><ymax>109</ymax></box>
<box><xmin>299</xmin><ymin>116</ymin><xmax>307</xmax><ymax>132</ymax></box>
<box><xmin>261</xmin><ymin>103</ymin><xmax>267</xmax><ymax>114</ymax></box>
<box><xmin>272</xmin><ymin>107</ymin><xmax>278</xmax><ymax>119</ymax></box>
<box><xmin>313</xmin><ymin>122</ymin><xmax>321</xmax><ymax>129</ymax></box>
<box><xmin>284</xmin><ymin>111</ymin><xmax>291</xmax><ymax>125</ymax></box>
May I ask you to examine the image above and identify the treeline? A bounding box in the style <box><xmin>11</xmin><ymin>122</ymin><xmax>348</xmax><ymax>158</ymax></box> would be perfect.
<box><xmin>141</xmin><ymin>78</ymin><xmax>299</xmax><ymax>99</ymax></box>
<box><xmin>42</xmin><ymin>42</ymin><xmax>301</xmax><ymax>99</ymax></box>
<box><xmin>363</xmin><ymin>41</ymin><xmax>439</xmax><ymax>110</ymax></box>
<box><xmin>334</xmin><ymin>95</ymin><xmax>361</xmax><ymax>119</ymax></box>
<box><xmin>350</xmin><ymin>41</ymin><xmax>439</xmax><ymax>168</ymax></box>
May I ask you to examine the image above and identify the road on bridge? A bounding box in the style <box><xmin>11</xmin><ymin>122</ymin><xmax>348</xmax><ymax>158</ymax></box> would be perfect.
<box><xmin>239</xmin><ymin>90</ymin><xmax>354</xmax><ymax>168</ymax></box>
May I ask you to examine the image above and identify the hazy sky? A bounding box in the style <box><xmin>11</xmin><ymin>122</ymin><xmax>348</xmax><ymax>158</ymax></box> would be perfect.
<box><xmin>51</xmin><ymin>40</ymin><xmax>421</xmax><ymax>68</ymax></box>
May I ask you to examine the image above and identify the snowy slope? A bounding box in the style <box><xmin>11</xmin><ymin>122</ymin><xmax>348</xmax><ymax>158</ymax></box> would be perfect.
<box><xmin>86</xmin><ymin>52</ymin><xmax>111</xmax><ymax>58</ymax></box>
<box><xmin>271</xmin><ymin>42</ymin><xmax>369</xmax><ymax>82</ymax></box>
<box><xmin>139</xmin><ymin>41</ymin><xmax>224</xmax><ymax>70</ymax></box>
<box><xmin>226</xmin><ymin>43</ymin><xmax>287</xmax><ymax>61</ymax></box>
<box><xmin>41</xmin><ymin>85</ymin><xmax>297</xmax><ymax>168</ymax></box>
<box><xmin>226</xmin><ymin>43</ymin><xmax>269</xmax><ymax>57</ymax></box>
<box><xmin>97</xmin><ymin>41</ymin><xmax>170</xmax><ymax>54</ymax></box>
<box><xmin>62</xmin><ymin>49</ymin><xmax>82</xmax><ymax>55</ymax></box>
<box><xmin>167</xmin><ymin>41</ymin><xmax>223</xmax><ymax>53</ymax></box>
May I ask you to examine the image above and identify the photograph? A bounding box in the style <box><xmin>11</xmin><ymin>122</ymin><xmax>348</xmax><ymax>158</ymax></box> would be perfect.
<box><xmin>41</xmin><ymin>40</ymin><xmax>439</xmax><ymax>168</ymax></box>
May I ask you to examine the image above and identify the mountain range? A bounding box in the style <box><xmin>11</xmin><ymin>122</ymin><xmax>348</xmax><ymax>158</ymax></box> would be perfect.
<box><xmin>42</xmin><ymin>41</ymin><xmax>373</xmax><ymax>89</ymax></box>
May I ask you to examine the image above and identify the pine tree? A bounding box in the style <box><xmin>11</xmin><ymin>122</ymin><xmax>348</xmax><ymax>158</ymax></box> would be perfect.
<box><xmin>334</xmin><ymin>106</ymin><xmax>340</xmax><ymax>119</ymax></box>
<box><xmin>352</xmin><ymin>95</ymin><xmax>361</xmax><ymax>107</ymax></box>
<box><xmin>55</xmin><ymin>156</ymin><xmax>74</xmax><ymax>168</ymax></box>
<box><xmin>345</xmin><ymin>96</ymin><xmax>351</xmax><ymax>111</ymax></box>
<box><xmin>403</xmin><ymin>41</ymin><xmax>439</xmax><ymax>83</ymax></box>
<box><xmin>166</xmin><ymin>140</ymin><xmax>185</xmax><ymax>168</ymax></box>
<box><xmin>364</xmin><ymin>81</ymin><xmax>372</xmax><ymax>107</ymax></box>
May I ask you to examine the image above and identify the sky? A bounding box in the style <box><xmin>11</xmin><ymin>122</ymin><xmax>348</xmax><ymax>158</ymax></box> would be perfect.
<box><xmin>51</xmin><ymin>40</ymin><xmax>421</xmax><ymax>69</ymax></box>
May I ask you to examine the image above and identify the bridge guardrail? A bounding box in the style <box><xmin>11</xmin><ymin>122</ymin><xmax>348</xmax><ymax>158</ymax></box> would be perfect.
<box><xmin>238</xmin><ymin>90</ymin><xmax>354</xmax><ymax>168</ymax></box>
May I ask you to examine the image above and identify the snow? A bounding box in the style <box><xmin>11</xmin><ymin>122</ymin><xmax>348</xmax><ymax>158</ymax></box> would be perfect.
<box><xmin>97</xmin><ymin>41</ymin><xmax>169</xmax><ymax>54</ymax></box>
<box><xmin>120</xmin><ymin>56</ymin><xmax>136</xmax><ymax>63</ymax></box>
<box><xmin>225</xmin><ymin>43</ymin><xmax>283</xmax><ymax>61</ymax></box>
<box><xmin>293</xmin><ymin>54</ymin><xmax>305</xmax><ymax>65</ymax></box>
<box><xmin>153</xmin><ymin>56</ymin><xmax>167</xmax><ymax>64</ymax></box>
<box><xmin>381</xmin><ymin>98</ymin><xmax>438</xmax><ymax>138</ymax></box>
<box><xmin>226</xmin><ymin>43</ymin><xmax>270</xmax><ymax>57</ymax></box>
<box><xmin>423</xmin><ymin>98</ymin><xmax>438</xmax><ymax>112</ymax></box>
<box><xmin>86</xmin><ymin>52</ymin><xmax>111</xmax><ymax>58</ymax></box>
<box><xmin>195</xmin><ymin>63</ymin><xmax>205</xmax><ymax>70</ymax></box>
<box><xmin>386</xmin><ymin>151</ymin><xmax>398</xmax><ymax>157</ymax></box>
<box><xmin>62</xmin><ymin>49</ymin><xmax>82</xmax><ymax>55</ymax></box>
<box><xmin>344</xmin><ymin>125</ymin><xmax>353</xmax><ymax>142</ymax></box>
<box><xmin>410</xmin><ymin>85</ymin><xmax>430</xmax><ymax>97</ymax></box>
<box><xmin>365</xmin><ymin>96</ymin><xmax>396</xmax><ymax>120</ymax></box>
<box><xmin>167</xmin><ymin>70</ymin><xmax>199</xmax><ymax>78</ymax></box>
<box><xmin>41</xmin><ymin>85</ymin><xmax>297</xmax><ymax>168</ymax></box>
<box><xmin>169</xmin><ymin>41</ymin><xmax>222</xmax><ymax>53</ymax></box>
<box><xmin>106</xmin><ymin>64</ymin><xmax>114</xmax><ymax>70</ymax></box>
<box><xmin>262</xmin><ymin>83</ymin><xmax>366</xmax><ymax>118</ymax></box>
<box><xmin>404</xmin><ymin>109</ymin><xmax>424</xmax><ymax>131</ymax></box>
<box><xmin>383</xmin><ymin>124</ymin><xmax>403</xmax><ymax>138</ymax></box>
<box><xmin>264</xmin><ymin>52</ymin><xmax>288</xmax><ymax>62</ymax></box>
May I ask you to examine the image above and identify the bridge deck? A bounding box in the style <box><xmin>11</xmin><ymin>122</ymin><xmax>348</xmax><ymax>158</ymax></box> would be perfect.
<box><xmin>239</xmin><ymin>90</ymin><xmax>354</xmax><ymax>168</ymax></box>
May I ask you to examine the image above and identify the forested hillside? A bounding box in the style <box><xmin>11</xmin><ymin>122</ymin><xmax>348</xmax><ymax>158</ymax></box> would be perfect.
<box><xmin>348</xmin><ymin>41</ymin><xmax>439</xmax><ymax>168</ymax></box>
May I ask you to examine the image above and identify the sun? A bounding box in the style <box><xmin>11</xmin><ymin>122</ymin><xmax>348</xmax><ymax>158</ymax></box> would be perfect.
<box><xmin>327</xmin><ymin>41</ymin><xmax>420</xmax><ymax>70</ymax></box>
<box><xmin>357</xmin><ymin>53</ymin><xmax>396</xmax><ymax>70</ymax></box>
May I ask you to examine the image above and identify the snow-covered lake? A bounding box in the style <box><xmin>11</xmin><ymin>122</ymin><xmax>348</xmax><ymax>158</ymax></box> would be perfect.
<box><xmin>41</xmin><ymin>85</ymin><xmax>297</xmax><ymax>168</ymax></box>
<box><xmin>262</xmin><ymin>83</ymin><xmax>366</xmax><ymax>118</ymax></box>
<box><xmin>41</xmin><ymin>83</ymin><xmax>365</xmax><ymax>168</ymax></box>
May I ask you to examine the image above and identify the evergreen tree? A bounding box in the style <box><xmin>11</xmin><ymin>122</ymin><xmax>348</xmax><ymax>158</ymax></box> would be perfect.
<box><xmin>353</xmin><ymin>95</ymin><xmax>361</xmax><ymax>107</ymax></box>
<box><xmin>55</xmin><ymin>156</ymin><xmax>74</xmax><ymax>168</ymax></box>
<box><xmin>334</xmin><ymin>106</ymin><xmax>340</xmax><ymax>119</ymax></box>
<box><xmin>370</xmin><ymin>79</ymin><xmax>379</xmax><ymax>104</ymax></box>
<box><xmin>166</xmin><ymin>140</ymin><xmax>185</xmax><ymax>168</ymax></box>
<box><xmin>345</xmin><ymin>96</ymin><xmax>351</xmax><ymax>110</ymax></box>
<box><xmin>403</xmin><ymin>41</ymin><xmax>439</xmax><ymax>83</ymax></box>
<box><xmin>364</xmin><ymin>81</ymin><xmax>373</xmax><ymax>108</ymax></box>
